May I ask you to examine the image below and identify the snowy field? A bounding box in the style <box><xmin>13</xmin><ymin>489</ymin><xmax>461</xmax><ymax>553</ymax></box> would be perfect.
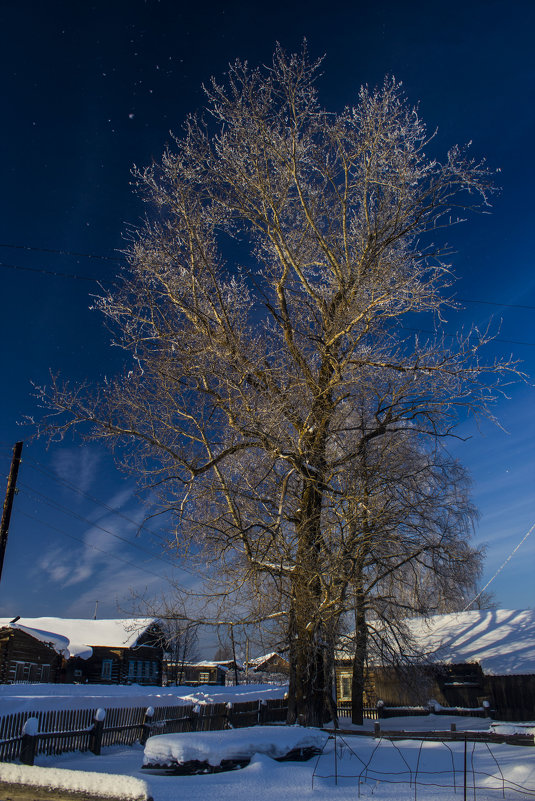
<box><xmin>0</xmin><ymin>682</ymin><xmax>287</xmax><ymax>715</ymax></box>
<box><xmin>19</xmin><ymin>718</ymin><xmax>534</xmax><ymax>801</ymax></box>
<box><xmin>1</xmin><ymin>683</ymin><xmax>534</xmax><ymax>799</ymax></box>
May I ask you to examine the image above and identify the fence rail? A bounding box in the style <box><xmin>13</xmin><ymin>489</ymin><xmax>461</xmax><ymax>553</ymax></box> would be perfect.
<box><xmin>0</xmin><ymin>697</ymin><xmax>289</xmax><ymax>765</ymax></box>
<box><xmin>335</xmin><ymin>702</ymin><xmax>492</xmax><ymax>721</ymax></box>
<box><xmin>336</xmin><ymin>703</ymin><xmax>379</xmax><ymax>720</ymax></box>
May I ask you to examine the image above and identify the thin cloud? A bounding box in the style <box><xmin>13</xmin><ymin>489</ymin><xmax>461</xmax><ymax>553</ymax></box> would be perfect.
<box><xmin>52</xmin><ymin>447</ymin><xmax>101</xmax><ymax>495</ymax></box>
<box><xmin>37</xmin><ymin>494</ymin><xmax>166</xmax><ymax>592</ymax></box>
<box><xmin>65</xmin><ymin>565</ymin><xmax>165</xmax><ymax>618</ymax></box>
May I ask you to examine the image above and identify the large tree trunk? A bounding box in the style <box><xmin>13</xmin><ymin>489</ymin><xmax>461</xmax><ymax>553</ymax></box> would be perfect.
<box><xmin>287</xmin><ymin>470</ymin><xmax>329</xmax><ymax>728</ymax></box>
<box><xmin>351</xmin><ymin>576</ymin><xmax>367</xmax><ymax>725</ymax></box>
<box><xmin>287</xmin><ymin>609</ymin><xmax>327</xmax><ymax>727</ymax></box>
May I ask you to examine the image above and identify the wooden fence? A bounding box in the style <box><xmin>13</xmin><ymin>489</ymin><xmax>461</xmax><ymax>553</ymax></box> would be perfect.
<box><xmin>0</xmin><ymin>697</ymin><xmax>289</xmax><ymax>766</ymax></box>
<box><xmin>336</xmin><ymin>702</ymin><xmax>379</xmax><ymax>720</ymax></box>
<box><xmin>335</xmin><ymin>701</ymin><xmax>493</xmax><ymax>721</ymax></box>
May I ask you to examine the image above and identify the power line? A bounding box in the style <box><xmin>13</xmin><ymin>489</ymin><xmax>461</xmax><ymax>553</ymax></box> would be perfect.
<box><xmin>0</xmin><ymin>260</ymin><xmax>105</xmax><ymax>282</ymax></box>
<box><xmin>0</xmin><ymin>244</ymin><xmax>534</xmax><ymax>313</ymax></box>
<box><xmin>22</xmin><ymin>455</ymin><xmax>168</xmax><ymax>544</ymax></box>
<box><xmin>18</xmin><ymin>482</ymin><xmax>173</xmax><ymax>567</ymax></box>
<box><xmin>2</xmin><ymin>257</ymin><xmax>533</xmax><ymax>344</ymax></box>
<box><xmin>458</xmin><ymin>297</ymin><xmax>535</xmax><ymax>311</ymax></box>
<box><xmin>463</xmin><ymin>521</ymin><xmax>535</xmax><ymax>611</ymax></box>
<box><xmin>17</xmin><ymin>474</ymin><xmax>202</xmax><ymax>581</ymax></box>
<box><xmin>16</xmin><ymin>508</ymin><xmax>174</xmax><ymax>585</ymax></box>
<box><xmin>0</xmin><ymin>243</ymin><xmax>124</xmax><ymax>263</ymax></box>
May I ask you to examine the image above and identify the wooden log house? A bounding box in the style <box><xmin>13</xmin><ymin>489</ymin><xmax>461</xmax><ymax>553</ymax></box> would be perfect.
<box><xmin>335</xmin><ymin>609</ymin><xmax>535</xmax><ymax>721</ymax></box>
<box><xmin>0</xmin><ymin>626</ymin><xmax>63</xmax><ymax>683</ymax></box>
<box><xmin>0</xmin><ymin>618</ymin><xmax>165</xmax><ymax>685</ymax></box>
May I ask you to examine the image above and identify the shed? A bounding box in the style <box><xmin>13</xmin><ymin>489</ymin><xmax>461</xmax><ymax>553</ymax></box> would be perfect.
<box><xmin>173</xmin><ymin>659</ymin><xmax>244</xmax><ymax>685</ymax></box>
<box><xmin>248</xmin><ymin>652</ymin><xmax>289</xmax><ymax>676</ymax></box>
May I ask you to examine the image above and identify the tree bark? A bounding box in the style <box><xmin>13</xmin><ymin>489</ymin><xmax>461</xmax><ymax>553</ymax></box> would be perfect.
<box><xmin>351</xmin><ymin>573</ymin><xmax>367</xmax><ymax>725</ymax></box>
<box><xmin>287</xmin><ymin>472</ymin><xmax>329</xmax><ymax>727</ymax></box>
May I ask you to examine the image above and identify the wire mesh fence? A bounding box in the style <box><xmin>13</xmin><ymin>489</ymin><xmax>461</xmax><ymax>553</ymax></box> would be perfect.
<box><xmin>313</xmin><ymin>730</ymin><xmax>535</xmax><ymax>799</ymax></box>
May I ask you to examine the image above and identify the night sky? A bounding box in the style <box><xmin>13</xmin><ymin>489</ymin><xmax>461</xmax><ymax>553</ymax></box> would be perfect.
<box><xmin>0</xmin><ymin>0</ymin><xmax>533</xmax><ymax>636</ymax></box>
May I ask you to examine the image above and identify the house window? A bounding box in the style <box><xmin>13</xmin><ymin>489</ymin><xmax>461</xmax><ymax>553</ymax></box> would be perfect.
<box><xmin>338</xmin><ymin>673</ymin><xmax>351</xmax><ymax>701</ymax></box>
<box><xmin>128</xmin><ymin>661</ymin><xmax>136</xmax><ymax>679</ymax></box>
<box><xmin>12</xmin><ymin>662</ymin><xmax>49</xmax><ymax>683</ymax></box>
<box><xmin>101</xmin><ymin>659</ymin><xmax>113</xmax><ymax>680</ymax></box>
<box><xmin>199</xmin><ymin>671</ymin><xmax>210</xmax><ymax>683</ymax></box>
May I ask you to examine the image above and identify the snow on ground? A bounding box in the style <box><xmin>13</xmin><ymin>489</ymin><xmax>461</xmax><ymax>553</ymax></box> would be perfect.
<box><xmin>0</xmin><ymin>762</ymin><xmax>151</xmax><ymax>800</ymax></box>
<box><xmin>1</xmin><ymin>682</ymin><xmax>533</xmax><ymax>799</ymax></box>
<box><xmin>31</xmin><ymin>719</ymin><xmax>535</xmax><ymax>801</ymax></box>
<box><xmin>168</xmin><ymin>683</ymin><xmax>287</xmax><ymax>705</ymax></box>
<box><xmin>0</xmin><ymin>682</ymin><xmax>287</xmax><ymax>716</ymax></box>
<box><xmin>143</xmin><ymin>725</ymin><xmax>328</xmax><ymax>767</ymax></box>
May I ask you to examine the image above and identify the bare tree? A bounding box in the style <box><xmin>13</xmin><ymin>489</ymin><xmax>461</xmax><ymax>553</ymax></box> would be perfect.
<box><xmin>331</xmin><ymin>423</ymin><xmax>483</xmax><ymax>722</ymax></box>
<box><xmin>37</xmin><ymin>46</ymin><xmax>518</xmax><ymax>726</ymax></box>
<box><xmin>161</xmin><ymin>620</ymin><xmax>199</xmax><ymax>686</ymax></box>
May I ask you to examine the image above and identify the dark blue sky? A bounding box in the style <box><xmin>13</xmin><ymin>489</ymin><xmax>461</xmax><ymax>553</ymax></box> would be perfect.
<box><xmin>1</xmin><ymin>0</ymin><xmax>533</xmax><ymax>631</ymax></box>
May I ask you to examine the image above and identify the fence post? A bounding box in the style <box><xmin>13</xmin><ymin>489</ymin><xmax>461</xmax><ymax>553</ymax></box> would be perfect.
<box><xmin>190</xmin><ymin>704</ymin><xmax>200</xmax><ymax>732</ymax></box>
<box><xmin>89</xmin><ymin>708</ymin><xmax>106</xmax><ymax>755</ymax></box>
<box><xmin>140</xmin><ymin>706</ymin><xmax>154</xmax><ymax>746</ymax></box>
<box><xmin>225</xmin><ymin>702</ymin><xmax>233</xmax><ymax>729</ymax></box>
<box><xmin>463</xmin><ymin>736</ymin><xmax>467</xmax><ymax>801</ymax></box>
<box><xmin>376</xmin><ymin>700</ymin><xmax>384</xmax><ymax>719</ymax></box>
<box><xmin>20</xmin><ymin>717</ymin><xmax>39</xmax><ymax>766</ymax></box>
<box><xmin>374</xmin><ymin>721</ymin><xmax>381</xmax><ymax>738</ymax></box>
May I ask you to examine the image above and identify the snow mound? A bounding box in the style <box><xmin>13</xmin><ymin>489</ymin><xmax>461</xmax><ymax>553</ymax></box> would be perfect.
<box><xmin>0</xmin><ymin>762</ymin><xmax>151</xmax><ymax>800</ymax></box>
<box><xmin>143</xmin><ymin>725</ymin><xmax>328</xmax><ymax>767</ymax></box>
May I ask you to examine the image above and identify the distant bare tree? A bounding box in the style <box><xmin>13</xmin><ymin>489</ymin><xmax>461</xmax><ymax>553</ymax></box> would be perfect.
<box><xmin>37</xmin><ymin>45</ymin><xmax>519</xmax><ymax>726</ymax></box>
<box><xmin>162</xmin><ymin>620</ymin><xmax>199</xmax><ymax>686</ymax></box>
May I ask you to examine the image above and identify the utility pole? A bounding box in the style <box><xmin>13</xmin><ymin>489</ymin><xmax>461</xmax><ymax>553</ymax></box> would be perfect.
<box><xmin>0</xmin><ymin>441</ymin><xmax>23</xmax><ymax>584</ymax></box>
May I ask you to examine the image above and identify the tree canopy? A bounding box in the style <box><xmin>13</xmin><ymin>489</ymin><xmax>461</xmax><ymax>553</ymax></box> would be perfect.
<box><xmin>38</xmin><ymin>46</ymin><xmax>517</xmax><ymax>725</ymax></box>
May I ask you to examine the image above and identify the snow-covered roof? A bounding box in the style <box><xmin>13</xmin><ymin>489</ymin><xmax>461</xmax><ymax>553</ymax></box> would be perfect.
<box><xmin>0</xmin><ymin>617</ymin><xmax>159</xmax><ymax>660</ymax></box>
<box><xmin>185</xmin><ymin>660</ymin><xmax>245</xmax><ymax>671</ymax></box>
<box><xmin>403</xmin><ymin>609</ymin><xmax>535</xmax><ymax>675</ymax></box>
<box><xmin>249</xmin><ymin>652</ymin><xmax>278</xmax><ymax>666</ymax></box>
<box><xmin>248</xmin><ymin>652</ymin><xmax>288</xmax><ymax>668</ymax></box>
<box><xmin>339</xmin><ymin>609</ymin><xmax>535</xmax><ymax>676</ymax></box>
